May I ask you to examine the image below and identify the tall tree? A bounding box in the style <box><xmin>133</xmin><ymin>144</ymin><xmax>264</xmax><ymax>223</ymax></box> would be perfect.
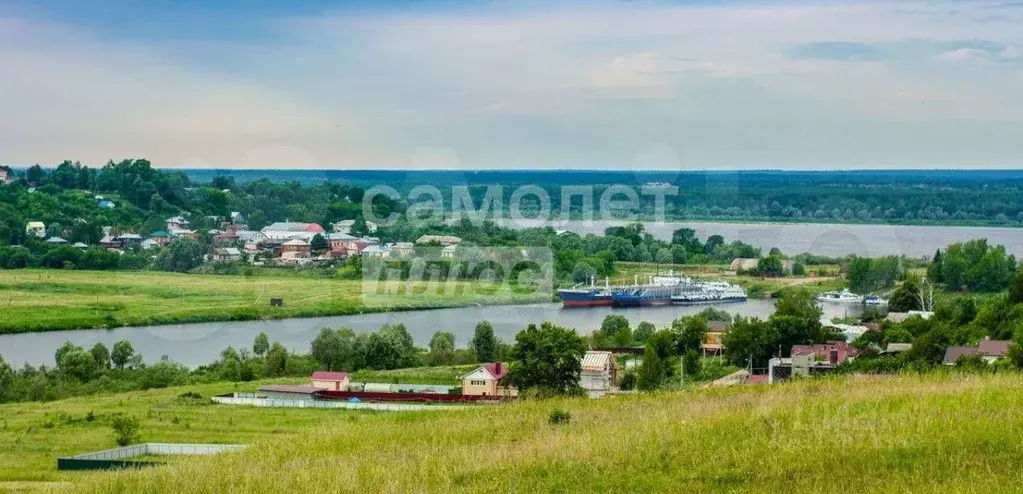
<box><xmin>111</xmin><ymin>340</ymin><xmax>135</xmax><ymax>369</ymax></box>
<box><xmin>506</xmin><ymin>322</ymin><xmax>587</xmax><ymax>394</ymax></box>
<box><xmin>636</xmin><ymin>344</ymin><xmax>666</xmax><ymax>391</ymax></box>
<box><xmin>471</xmin><ymin>321</ymin><xmax>498</xmax><ymax>362</ymax></box>
<box><xmin>429</xmin><ymin>331</ymin><xmax>456</xmax><ymax>365</ymax></box>
<box><xmin>90</xmin><ymin>342</ymin><xmax>111</xmax><ymax>369</ymax></box>
<box><xmin>253</xmin><ymin>332</ymin><xmax>270</xmax><ymax>357</ymax></box>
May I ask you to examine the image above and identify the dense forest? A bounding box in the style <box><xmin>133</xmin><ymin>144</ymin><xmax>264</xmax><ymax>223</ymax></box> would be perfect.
<box><xmin>4</xmin><ymin>163</ymin><xmax>1023</xmax><ymax>229</ymax></box>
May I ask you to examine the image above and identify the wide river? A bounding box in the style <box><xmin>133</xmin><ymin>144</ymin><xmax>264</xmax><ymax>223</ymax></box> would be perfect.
<box><xmin>0</xmin><ymin>299</ymin><xmax>880</xmax><ymax>368</ymax></box>
<box><xmin>5</xmin><ymin>219</ymin><xmax>1001</xmax><ymax>367</ymax></box>
<box><xmin>505</xmin><ymin>220</ymin><xmax>1023</xmax><ymax>258</ymax></box>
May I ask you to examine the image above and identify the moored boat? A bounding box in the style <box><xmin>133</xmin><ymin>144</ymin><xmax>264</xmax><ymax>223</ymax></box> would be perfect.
<box><xmin>816</xmin><ymin>289</ymin><xmax>864</xmax><ymax>304</ymax></box>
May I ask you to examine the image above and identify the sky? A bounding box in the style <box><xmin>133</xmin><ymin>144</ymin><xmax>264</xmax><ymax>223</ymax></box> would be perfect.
<box><xmin>1</xmin><ymin>0</ymin><xmax>1022</xmax><ymax>170</ymax></box>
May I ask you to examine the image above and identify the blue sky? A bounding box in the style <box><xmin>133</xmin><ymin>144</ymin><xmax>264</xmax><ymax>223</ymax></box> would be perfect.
<box><xmin>1</xmin><ymin>0</ymin><xmax>1022</xmax><ymax>170</ymax></box>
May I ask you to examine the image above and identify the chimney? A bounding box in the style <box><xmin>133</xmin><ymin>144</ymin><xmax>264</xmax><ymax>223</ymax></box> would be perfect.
<box><xmin>494</xmin><ymin>361</ymin><xmax>501</xmax><ymax>375</ymax></box>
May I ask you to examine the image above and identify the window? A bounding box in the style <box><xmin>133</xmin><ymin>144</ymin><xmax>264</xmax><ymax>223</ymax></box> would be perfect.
<box><xmin>470</xmin><ymin>380</ymin><xmax>487</xmax><ymax>386</ymax></box>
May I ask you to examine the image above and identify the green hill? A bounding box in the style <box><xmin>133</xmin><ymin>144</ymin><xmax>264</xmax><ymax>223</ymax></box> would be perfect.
<box><xmin>60</xmin><ymin>373</ymin><xmax>1023</xmax><ymax>493</ymax></box>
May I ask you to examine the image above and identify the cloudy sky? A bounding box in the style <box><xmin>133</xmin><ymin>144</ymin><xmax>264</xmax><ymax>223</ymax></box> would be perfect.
<box><xmin>1</xmin><ymin>0</ymin><xmax>1022</xmax><ymax>170</ymax></box>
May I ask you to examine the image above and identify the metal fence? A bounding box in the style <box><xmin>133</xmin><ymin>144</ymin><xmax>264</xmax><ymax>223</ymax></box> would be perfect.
<box><xmin>57</xmin><ymin>443</ymin><xmax>245</xmax><ymax>471</ymax></box>
<box><xmin>212</xmin><ymin>395</ymin><xmax>464</xmax><ymax>411</ymax></box>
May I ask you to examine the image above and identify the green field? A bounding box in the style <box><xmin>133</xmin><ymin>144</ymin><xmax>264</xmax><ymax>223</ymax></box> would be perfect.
<box><xmin>0</xmin><ymin>269</ymin><xmax>549</xmax><ymax>334</ymax></box>
<box><xmin>5</xmin><ymin>373</ymin><xmax>1023</xmax><ymax>492</ymax></box>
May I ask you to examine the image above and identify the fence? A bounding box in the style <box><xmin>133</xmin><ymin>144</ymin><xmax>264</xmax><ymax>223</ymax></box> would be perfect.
<box><xmin>212</xmin><ymin>394</ymin><xmax>465</xmax><ymax>411</ymax></box>
<box><xmin>57</xmin><ymin>443</ymin><xmax>245</xmax><ymax>471</ymax></box>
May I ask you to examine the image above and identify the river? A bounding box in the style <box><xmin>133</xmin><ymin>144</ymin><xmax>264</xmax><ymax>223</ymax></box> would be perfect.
<box><xmin>503</xmin><ymin>220</ymin><xmax>1023</xmax><ymax>258</ymax></box>
<box><xmin>0</xmin><ymin>299</ymin><xmax>879</xmax><ymax>368</ymax></box>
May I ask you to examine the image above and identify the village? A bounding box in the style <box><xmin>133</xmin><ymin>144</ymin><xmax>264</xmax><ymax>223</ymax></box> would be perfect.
<box><xmin>22</xmin><ymin>207</ymin><xmax>464</xmax><ymax>265</ymax></box>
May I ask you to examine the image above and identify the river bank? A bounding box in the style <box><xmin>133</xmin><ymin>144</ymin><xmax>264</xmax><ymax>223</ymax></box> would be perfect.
<box><xmin>0</xmin><ymin>269</ymin><xmax>549</xmax><ymax>335</ymax></box>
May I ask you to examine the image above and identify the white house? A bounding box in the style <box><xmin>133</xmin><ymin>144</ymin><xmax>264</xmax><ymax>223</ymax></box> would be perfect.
<box><xmin>387</xmin><ymin>242</ymin><xmax>415</xmax><ymax>257</ymax></box>
<box><xmin>361</xmin><ymin>244</ymin><xmax>389</xmax><ymax>258</ymax></box>
<box><xmin>440</xmin><ymin>244</ymin><xmax>458</xmax><ymax>259</ymax></box>
<box><xmin>333</xmin><ymin>219</ymin><xmax>377</xmax><ymax>234</ymax></box>
<box><xmin>26</xmin><ymin>221</ymin><xmax>46</xmax><ymax>238</ymax></box>
<box><xmin>166</xmin><ymin>216</ymin><xmax>190</xmax><ymax>231</ymax></box>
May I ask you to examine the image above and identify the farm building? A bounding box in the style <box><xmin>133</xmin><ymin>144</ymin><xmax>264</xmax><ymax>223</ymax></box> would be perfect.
<box><xmin>311</xmin><ymin>371</ymin><xmax>350</xmax><ymax>391</ymax></box>
<box><xmin>257</xmin><ymin>385</ymin><xmax>325</xmax><ymax>401</ymax></box>
<box><xmin>579</xmin><ymin>351</ymin><xmax>619</xmax><ymax>393</ymax></box>
<box><xmin>461</xmin><ymin>362</ymin><xmax>516</xmax><ymax>397</ymax></box>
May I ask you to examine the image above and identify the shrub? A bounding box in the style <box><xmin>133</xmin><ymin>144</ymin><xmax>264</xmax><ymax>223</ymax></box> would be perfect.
<box><xmin>111</xmin><ymin>415</ymin><xmax>141</xmax><ymax>446</ymax></box>
<box><xmin>548</xmin><ymin>409</ymin><xmax>571</xmax><ymax>425</ymax></box>
<box><xmin>619</xmin><ymin>372</ymin><xmax>636</xmax><ymax>391</ymax></box>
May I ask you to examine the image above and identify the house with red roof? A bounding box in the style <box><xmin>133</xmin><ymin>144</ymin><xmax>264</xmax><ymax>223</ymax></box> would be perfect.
<box><xmin>311</xmin><ymin>371</ymin><xmax>350</xmax><ymax>391</ymax></box>
<box><xmin>461</xmin><ymin>362</ymin><xmax>517</xmax><ymax>397</ymax></box>
<box><xmin>944</xmin><ymin>339</ymin><xmax>1012</xmax><ymax>365</ymax></box>
<box><xmin>790</xmin><ymin>341</ymin><xmax>860</xmax><ymax>365</ymax></box>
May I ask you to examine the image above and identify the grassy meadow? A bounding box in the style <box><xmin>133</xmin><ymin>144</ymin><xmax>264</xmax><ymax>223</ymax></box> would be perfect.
<box><xmin>2</xmin><ymin>372</ymin><xmax>1016</xmax><ymax>492</ymax></box>
<box><xmin>0</xmin><ymin>269</ymin><xmax>550</xmax><ymax>334</ymax></box>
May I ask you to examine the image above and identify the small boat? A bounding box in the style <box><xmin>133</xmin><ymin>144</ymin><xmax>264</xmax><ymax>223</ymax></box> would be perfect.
<box><xmin>864</xmin><ymin>296</ymin><xmax>888</xmax><ymax>306</ymax></box>
<box><xmin>816</xmin><ymin>289</ymin><xmax>864</xmax><ymax>304</ymax></box>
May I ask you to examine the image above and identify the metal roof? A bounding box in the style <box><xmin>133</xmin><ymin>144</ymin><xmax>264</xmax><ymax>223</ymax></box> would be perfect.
<box><xmin>581</xmin><ymin>351</ymin><xmax>615</xmax><ymax>371</ymax></box>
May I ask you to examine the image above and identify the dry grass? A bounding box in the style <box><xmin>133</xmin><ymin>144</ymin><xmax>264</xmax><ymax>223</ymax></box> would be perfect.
<box><xmin>66</xmin><ymin>372</ymin><xmax>1023</xmax><ymax>493</ymax></box>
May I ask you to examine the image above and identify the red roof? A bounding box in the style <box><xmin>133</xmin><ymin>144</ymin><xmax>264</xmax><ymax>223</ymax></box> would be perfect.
<box><xmin>791</xmin><ymin>341</ymin><xmax>859</xmax><ymax>363</ymax></box>
<box><xmin>977</xmin><ymin>340</ymin><xmax>1011</xmax><ymax>357</ymax></box>
<box><xmin>305</xmin><ymin>223</ymin><xmax>326</xmax><ymax>233</ymax></box>
<box><xmin>483</xmin><ymin>362</ymin><xmax>508</xmax><ymax>381</ymax></box>
<box><xmin>311</xmin><ymin>371</ymin><xmax>349</xmax><ymax>381</ymax></box>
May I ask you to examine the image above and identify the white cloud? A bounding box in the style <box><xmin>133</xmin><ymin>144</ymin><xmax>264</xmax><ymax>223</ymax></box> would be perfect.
<box><xmin>1</xmin><ymin>0</ymin><xmax>1023</xmax><ymax>169</ymax></box>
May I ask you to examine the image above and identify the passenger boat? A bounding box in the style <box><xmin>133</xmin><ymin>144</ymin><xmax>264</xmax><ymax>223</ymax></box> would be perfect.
<box><xmin>816</xmin><ymin>289</ymin><xmax>864</xmax><ymax>304</ymax></box>
<box><xmin>671</xmin><ymin>282</ymin><xmax>747</xmax><ymax>305</ymax></box>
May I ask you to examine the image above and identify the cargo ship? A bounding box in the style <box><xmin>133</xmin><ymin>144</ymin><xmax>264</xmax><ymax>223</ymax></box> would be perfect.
<box><xmin>557</xmin><ymin>277</ymin><xmax>613</xmax><ymax>307</ymax></box>
<box><xmin>610</xmin><ymin>273</ymin><xmax>691</xmax><ymax>307</ymax></box>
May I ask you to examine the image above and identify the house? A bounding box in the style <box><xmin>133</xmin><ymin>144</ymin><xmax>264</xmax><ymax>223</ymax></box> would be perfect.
<box><xmin>213</xmin><ymin>247</ymin><xmax>242</xmax><ymax>262</ymax></box>
<box><xmin>977</xmin><ymin>339</ymin><xmax>1011</xmax><ymax>363</ymax></box>
<box><xmin>579</xmin><ymin>351</ymin><xmax>619</xmax><ymax>393</ymax></box>
<box><xmin>45</xmin><ymin>237</ymin><xmax>68</xmax><ymax>244</ymax></box>
<box><xmin>257</xmin><ymin>384</ymin><xmax>325</xmax><ymax>401</ymax></box>
<box><xmin>943</xmin><ymin>346</ymin><xmax>979</xmax><ymax>365</ymax></box>
<box><xmin>72</xmin><ymin>242</ymin><xmax>88</xmax><ymax>249</ymax></box>
<box><xmin>280</xmin><ymin>238</ymin><xmax>311</xmax><ymax>259</ymax></box>
<box><xmin>333</xmin><ymin>219</ymin><xmax>377</xmax><ymax>234</ymax></box>
<box><xmin>264</xmin><ymin>222</ymin><xmax>325</xmax><ymax>234</ymax></box>
<box><xmin>769</xmin><ymin>341</ymin><xmax>860</xmax><ymax>383</ymax></box>
<box><xmin>149</xmin><ymin>231</ymin><xmax>172</xmax><ymax>246</ymax></box>
<box><xmin>169</xmin><ymin>228</ymin><xmax>197</xmax><ymax>240</ymax></box>
<box><xmin>415</xmin><ymin>234</ymin><xmax>462</xmax><ymax>246</ymax></box>
<box><xmin>140</xmin><ymin>239</ymin><xmax>160</xmax><ymax>250</ymax></box>
<box><xmin>387</xmin><ymin>242</ymin><xmax>415</xmax><ymax>257</ymax></box>
<box><xmin>790</xmin><ymin>341</ymin><xmax>860</xmax><ymax>365</ymax></box>
<box><xmin>310</xmin><ymin>371</ymin><xmax>350</xmax><ymax>391</ymax></box>
<box><xmin>361</xmin><ymin>244</ymin><xmax>388</xmax><ymax>258</ymax></box>
<box><xmin>230</xmin><ymin>211</ymin><xmax>245</xmax><ymax>225</ymax></box>
<box><xmin>461</xmin><ymin>362</ymin><xmax>516</xmax><ymax>397</ymax></box>
<box><xmin>26</xmin><ymin>221</ymin><xmax>46</xmax><ymax>238</ymax></box>
<box><xmin>326</xmin><ymin>232</ymin><xmax>357</xmax><ymax>252</ymax></box>
<box><xmin>98</xmin><ymin>235</ymin><xmax>121</xmax><ymax>250</ymax></box>
<box><xmin>116</xmin><ymin>233</ymin><xmax>143</xmax><ymax>248</ymax></box>
<box><xmin>165</xmin><ymin>216</ymin><xmax>190</xmax><ymax>231</ymax></box>
<box><xmin>440</xmin><ymin>244</ymin><xmax>459</xmax><ymax>259</ymax></box>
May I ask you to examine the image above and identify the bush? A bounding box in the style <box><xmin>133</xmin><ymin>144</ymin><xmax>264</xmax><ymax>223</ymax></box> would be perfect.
<box><xmin>548</xmin><ymin>409</ymin><xmax>571</xmax><ymax>425</ymax></box>
<box><xmin>111</xmin><ymin>415</ymin><xmax>141</xmax><ymax>446</ymax></box>
<box><xmin>619</xmin><ymin>371</ymin><xmax>636</xmax><ymax>391</ymax></box>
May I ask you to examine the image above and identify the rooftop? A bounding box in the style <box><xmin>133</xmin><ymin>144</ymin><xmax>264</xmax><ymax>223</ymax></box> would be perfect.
<box><xmin>311</xmin><ymin>371</ymin><xmax>349</xmax><ymax>381</ymax></box>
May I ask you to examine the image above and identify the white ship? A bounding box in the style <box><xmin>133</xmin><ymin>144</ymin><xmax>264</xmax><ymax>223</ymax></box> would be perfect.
<box><xmin>816</xmin><ymin>289</ymin><xmax>864</xmax><ymax>304</ymax></box>
<box><xmin>671</xmin><ymin>281</ymin><xmax>747</xmax><ymax>305</ymax></box>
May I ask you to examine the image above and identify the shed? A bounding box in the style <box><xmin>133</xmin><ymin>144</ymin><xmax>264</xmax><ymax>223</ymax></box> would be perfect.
<box><xmin>311</xmin><ymin>371</ymin><xmax>350</xmax><ymax>391</ymax></box>
<box><xmin>579</xmin><ymin>351</ymin><xmax>619</xmax><ymax>392</ymax></box>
